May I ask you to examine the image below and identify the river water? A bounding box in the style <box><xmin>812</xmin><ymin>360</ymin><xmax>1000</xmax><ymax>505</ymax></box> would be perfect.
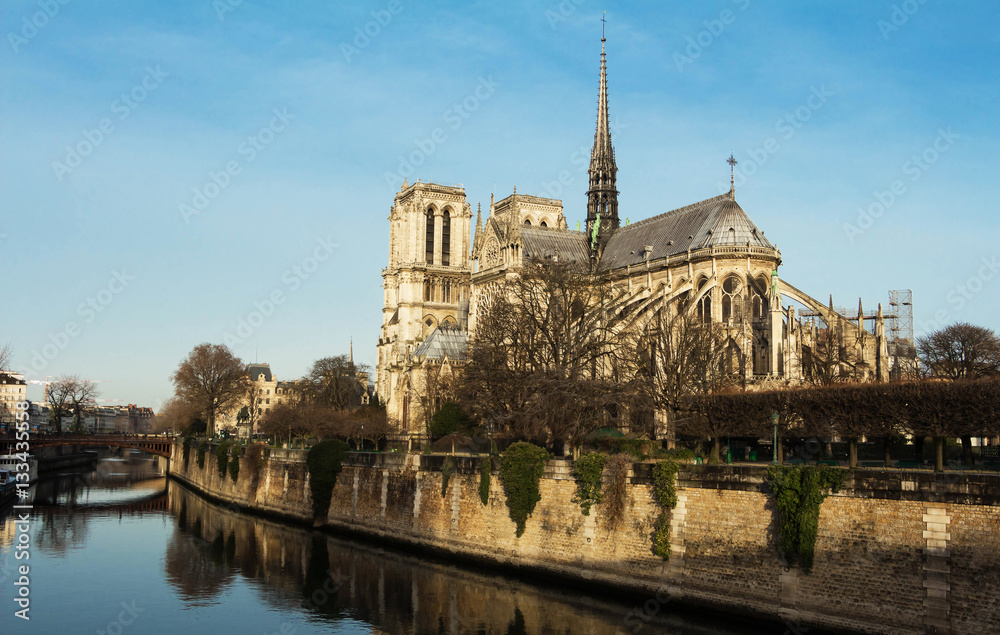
<box><xmin>1</xmin><ymin>452</ymin><xmax>780</xmax><ymax>634</ymax></box>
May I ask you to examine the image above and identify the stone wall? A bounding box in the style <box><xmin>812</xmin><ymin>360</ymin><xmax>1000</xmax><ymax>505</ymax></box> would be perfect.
<box><xmin>169</xmin><ymin>442</ymin><xmax>1000</xmax><ymax>635</ymax></box>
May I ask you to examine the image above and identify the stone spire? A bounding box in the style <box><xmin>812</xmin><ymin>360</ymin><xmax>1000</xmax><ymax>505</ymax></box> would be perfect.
<box><xmin>473</xmin><ymin>202</ymin><xmax>483</xmax><ymax>254</ymax></box>
<box><xmin>586</xmin><ymin>31</ymin><xmax>619</xmax><ymax>252</ymax></box>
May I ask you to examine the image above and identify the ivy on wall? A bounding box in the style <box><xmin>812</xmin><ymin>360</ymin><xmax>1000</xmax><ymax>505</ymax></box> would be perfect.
<box><xmin>766</xmin><ymin>465</ymin><xmax>849</xmax><ymax>573</ymax></box>
<box><xmin>182</xmin><ymin>437</ymin><xmax>195</xmax><ymax>467</ymax></box>
<box><xmin>651</xmin><ymin>460</ymin><xmax>680</xmax><ymax>560</ymax></box>
<box><xmin>603</xmin><ymin>454</ymin><xmax>632</xmax><ymax>530</ymax></box>
<box><xmin>228</xmin><ymin>449</ymin><xmax>240</xmax><ymax>483</ymax></box>
<box><xmin>306</xmin><ymin>440</ymin><xmax>349</xmax><ymax>519</ymax></box>
<box><xmin>479</xmin><ymin>457</ymin><xmax>491</xmax><ymax>505</ymax></box>
<box><xmin>196</xmin><ymin>441</ymin><xmax>207</xmax><ymax>469</ymax></box>
<box><xmin>441</xmin><ymin>456</ymin><xmax>456</xmax><ymax>498</ymax></box>
<box><xmin>216</xmin><ymin>442</ymin><xmax>232</xmax><ymax>478</ymax></box>
<box><xmin>571</xmin><ymin>453</ymin><xmax>607</xmax><ymax>516</ymax></box>
<box><xmin>499</xmin><ymin>442</ymin><xmax>550</xmax><ymax>537</ymax></box>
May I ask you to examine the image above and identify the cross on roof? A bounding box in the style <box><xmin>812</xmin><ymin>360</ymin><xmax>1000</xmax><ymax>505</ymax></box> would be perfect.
<box><xmin>602</xmin><ymin>11</ymin><xmax>606</xmax><ymax>40</ymax></box>
<box><xmin>727</xmin><ymin>153</ymin><xmax>738</xmax><ymax>190</ymax></box>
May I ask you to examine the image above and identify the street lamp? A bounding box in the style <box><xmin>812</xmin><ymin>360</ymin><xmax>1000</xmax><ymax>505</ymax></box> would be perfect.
<box><xmin>771</xmin><ymin>412</ymin><xmax>780</xmax><ymax>466</ymax></box>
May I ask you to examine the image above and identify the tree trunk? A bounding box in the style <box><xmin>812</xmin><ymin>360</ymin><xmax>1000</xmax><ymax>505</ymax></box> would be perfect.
<box><xmin>960</xmin><ymin>435</ymin><xmax>974</xmax><ymax>466</ymax></box>
<box><xmin>777</xmin><ymin>436</ymin><xmax>784</xmax><ymax>466</ymax></box>
<box><xmin>934</xmin><ymin>437</ymin><xmax>945</xmax><ymax>472</ymax></box>
<box><xmin>915</xmin><ymin>436</ymin><xmax>925</xmax><ymax>464</ymax></box>
<box><xmin>711</xmin><ymin>437</ymin><xmax>721</xmax><ymax>464</ymax></box>
<box><xmin>884</xmin><ymin>437</ymin><xmax>892</xmax><ymax>466</ymax></box>
<box><xmin>849</xmin><ymin>438</ymin><xmax>858</xmax><ymax>469</ymax></box>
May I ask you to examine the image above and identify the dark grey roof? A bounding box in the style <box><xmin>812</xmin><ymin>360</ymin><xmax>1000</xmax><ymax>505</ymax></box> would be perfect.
<box><xmin>247</xmin><ymin>363</ymin><xmax>272</xmax><ymax>382</ymax></box>
<box><xmin>520</xmin><ymin>227</ymin><xmax>590</xmax><ymax>265</ymax></box>
<box><xmin>413</xmin><ymin>325</ymin><xmax>468</xmax><ymax>361</ymax></box>
<box><xmin>601</xmin><ymin>193</ymin><xmax>774</xmax><ymax>270</ymax></box>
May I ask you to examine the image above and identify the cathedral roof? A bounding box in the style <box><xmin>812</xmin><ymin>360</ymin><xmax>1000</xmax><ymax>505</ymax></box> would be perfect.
<box><xmin>413</xmin><ymin>325</ymin><xmax>468</xmax><ymax>362</ymax></box>
<box><xmin>520</xmin><ymin>227</ymin><xmax>590</xmax><ymax>265</ymax></box>
<box><xmin>247</xmin><ymin>363</ymin><xmax>272</xmax><ymax>382</ymax></box>
<box><xmin>600</xmin><ymin>192</ymin><xmax>774</xmax><ymax>269</ymax></box>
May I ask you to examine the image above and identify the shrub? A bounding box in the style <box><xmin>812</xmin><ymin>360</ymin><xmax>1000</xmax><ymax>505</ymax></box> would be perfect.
<box><xmin>499</xmin><ymin>442</ymin><xmax>550</xmax><ymax>537</ymax></box>
<box><xmin>429</xmin><ymin>401</ymin><xmax>473</xmax><ymax>437</ymax></box>
<box><xmin>306</xmin><ymin>440</ymin><xmax>350</xmax><ymax>519</ymax></box>
<box><xmin>441</xmin><ymin>456</ymin><xmax>456</xmax><ymax>498</ymax></box>
<box><xmin>216</xmin><ymin>442</ymin><xmax>232</xmax><ymax>477</ymax></box>
<box><xmin>651</xmin><ymin>460</ymin><xmax>680</xmax><ymax>560</ymax></box>
<box><xmin>479</xmin><ymin>457</ymin><xmax>491</xmax><ymax>505</ymax></box>
<box><xmin>196</xmin><ymin>441</ymin><xmax>207</xmax><ymax>469</ymax></box>
<box><xmin>572</xmin><ymin>453</ymin><xmax>607</xmax><ymax>516</ymax></box>
<box><xmin>766</xmin><ymin>465</ymin><xmax>849</xmax><ymax>573</ymax></box>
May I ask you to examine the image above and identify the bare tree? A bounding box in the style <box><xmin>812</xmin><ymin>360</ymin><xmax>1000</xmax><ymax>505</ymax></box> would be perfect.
<box><xmin>304</xmin><ymin>355</ymin><xmax>366</xmax><ymax>411</ymax></box>
<box><xmin>236</xmin><ymin>378</ymin><xmax>263</xmax><ymax>435</ymax></box>
<box><xmin>47</xmin><ymin>378</ymin><xmax>75</xmax><ymax>434</ymax></box>
<box><xmin>171</xmin><ymin>343</ymin><xmax>246</xmax><ymax>436</ymax></box>
<box><xmin>631</xmin><ymin>296</ymin><xmax>732</xmax><ymax>445</ymax></box>
<box><xmin>803</xmin><ymin>317</ymin><xmax>863</xmax><ymax>385</ymax></box>
<box><xmin>156</xmin><ymin>395</ymin><xmax>202</xmax><ymax>434</ymax></box>
<box><xmin>462</xmin><ymin>259</ymin><xmax>635</xmax><ymax>449</ymax></box>
<box><xmin>67</xmin><ymin>378</ymin><xmax>99</xmax><ymax>433</ymax></box>
<box><xmin>918</xmin><ymin>323</ymin><xmax>1000</xmax><ymax>380</ymax></box>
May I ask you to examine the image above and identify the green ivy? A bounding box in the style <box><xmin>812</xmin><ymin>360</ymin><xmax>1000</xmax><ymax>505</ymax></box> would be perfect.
<box><xmin>766</xmin><ymin>465</ymin><xmax>849</xmax><ymax>574</ymax></box>
<box><xmin>571</xmin><ymin>453</ymin><xmax>607</xmax><ymax>516</ymax></box>
<box><xmin>228</xmin><ymin>450</ymin><xmax>240</xmax><ymax>483</ymax></box>
<box><xmin>306</xmin><ymin>440</ymin><xmax>349</xmax><ymax>519</ymax></box>
<box><xmin>499</xmin><ymin>442</ymin><xmax>550</xmax><ymax>537</ymax></box>
<box><xmin>651</xmin><ymin>460</ymin><xmax>680</xmax><ymax>560</ymax></box>
<box><xmin>478</xmin><ymin>457</ymin><xmax>490</xmax><ymax>505</ymax></box>
<box><xmin>441</xmin><ymin>456</ymin><xmax>456</xmax><ymax>498</ymax></box>
<box><xmin>216</xmin><ymin>442</ymin><xmax>232</xmax><ymax>477</ymax></box>
<box><xmin>182</xmin><ymin>437</ymin><xmax>194</xmax><ymax>467</ymax></box>
<box><xmin>196</xmin><ymin>441</ymin><xmax>207</xmax><ymax>469</ymax></box>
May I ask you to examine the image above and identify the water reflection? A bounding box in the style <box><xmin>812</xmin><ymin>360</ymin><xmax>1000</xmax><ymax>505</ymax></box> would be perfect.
<box><xmin>1</xmin><ymin>459</ymin><xmax>777</xmax><ymax>635</ymax></box>
<box><xmin>166</xmin><ymin>482</ymin><xmax>768</xmax><ymax>635</ymax></box>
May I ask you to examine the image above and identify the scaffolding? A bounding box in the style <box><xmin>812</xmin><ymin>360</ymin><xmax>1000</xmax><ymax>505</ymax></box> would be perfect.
<box><xmin>888</xmin><ymin>289</ymin><xmax>918</xmax><ymax>379</ymax></box>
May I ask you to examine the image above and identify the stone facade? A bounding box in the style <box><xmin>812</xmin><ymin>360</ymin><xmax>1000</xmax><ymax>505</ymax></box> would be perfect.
<box><xmin>374</xmin><ymin>39</ymin><xmax>892</xmax><ymax>433</ymax></box>
<box><xmin>170</xmin><ymin>442</ymin><xmax>1000</xmax><ymax>634</ymax></box>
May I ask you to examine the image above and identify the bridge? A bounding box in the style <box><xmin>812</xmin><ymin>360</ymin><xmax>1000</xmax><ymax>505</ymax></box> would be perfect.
<box><xmin>0</xmin><ymin>434</ymin><xmax>174</xmax><ymax>458</ymax></box>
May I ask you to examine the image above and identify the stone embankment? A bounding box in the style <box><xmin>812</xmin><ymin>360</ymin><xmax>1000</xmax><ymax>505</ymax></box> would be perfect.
<box><xmin>169</xmin><ymin>442</ymin><xmax>1000</xmax><ymax>635</ymax></box>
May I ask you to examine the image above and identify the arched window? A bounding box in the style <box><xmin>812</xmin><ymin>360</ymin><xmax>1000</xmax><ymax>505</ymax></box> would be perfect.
<box><xmin>722</xmin><ymin>276</ymin><xmax>743</xmax><ymax>323</ymax></box>
<box><xmin>540</xmin><ymin>221</ymin><xmax>547</xmax><ymax>227</ymax></box>
<box><xmin>442</xmin><ymin>210</ymin><xmax>451</xmax><ymax>267</ymax></box>
<box><xmin>524</xmin><ymin>219</ymin><xmax>531</xmax><ymax>226</ymax></box>
<box><xmin>697</xmin><ymin>277</ymin><xmax>712</xmax><ymax>323</ymax></box>
<box><xmin>751</xmin><ymin>276</ymin><xmax>767</xmax><ymax>320</ymax></box>
<box><xmin>425</xmin><ymin>208</ymin><xmax>435</xmax><ymax>263</ymax></box>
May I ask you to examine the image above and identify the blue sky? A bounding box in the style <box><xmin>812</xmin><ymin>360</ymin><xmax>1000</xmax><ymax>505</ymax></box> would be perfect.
<box><xmin>3</xmin><ymin>0</ymin><xmax>998</xmax><ymax>408</ymax></box>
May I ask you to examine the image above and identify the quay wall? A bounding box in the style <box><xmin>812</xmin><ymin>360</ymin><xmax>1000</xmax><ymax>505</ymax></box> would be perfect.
<box><xmin>168</xmin><ymin>442</ymin><xmax>1000</xmax><ymax>635</ymax></box>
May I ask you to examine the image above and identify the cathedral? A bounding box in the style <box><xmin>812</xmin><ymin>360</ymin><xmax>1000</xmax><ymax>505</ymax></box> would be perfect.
<box><xmin>376</xmin><ymin>37</ymin><xmax>890</xmax><ymax>435</ymax></box>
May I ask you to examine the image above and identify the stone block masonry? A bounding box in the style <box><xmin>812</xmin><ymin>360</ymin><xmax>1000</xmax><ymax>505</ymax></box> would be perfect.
<box><xmin>169</xmin><ymin>443</ymin><xmax>1000</xmax><ymax>635</ymax></box>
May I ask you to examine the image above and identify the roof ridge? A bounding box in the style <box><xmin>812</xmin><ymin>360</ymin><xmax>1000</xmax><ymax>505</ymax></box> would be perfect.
<box><xmin>616</xmin><ymin>192</ymin><xmax>735</xmax><ymax>234</ymax></box>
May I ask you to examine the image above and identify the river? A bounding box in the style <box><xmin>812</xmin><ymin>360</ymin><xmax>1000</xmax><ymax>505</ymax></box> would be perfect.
<box><xmin>1</xmin><ymin>452</ymin><xmax>780</xmax><ymax>634</ymax></box>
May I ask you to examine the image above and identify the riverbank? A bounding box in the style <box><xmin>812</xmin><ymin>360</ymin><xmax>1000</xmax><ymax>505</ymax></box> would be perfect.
<box><xmin>168</xmin><ymin>441</ymin><xmax>1000</xmax><ymax>635</ymax></box>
